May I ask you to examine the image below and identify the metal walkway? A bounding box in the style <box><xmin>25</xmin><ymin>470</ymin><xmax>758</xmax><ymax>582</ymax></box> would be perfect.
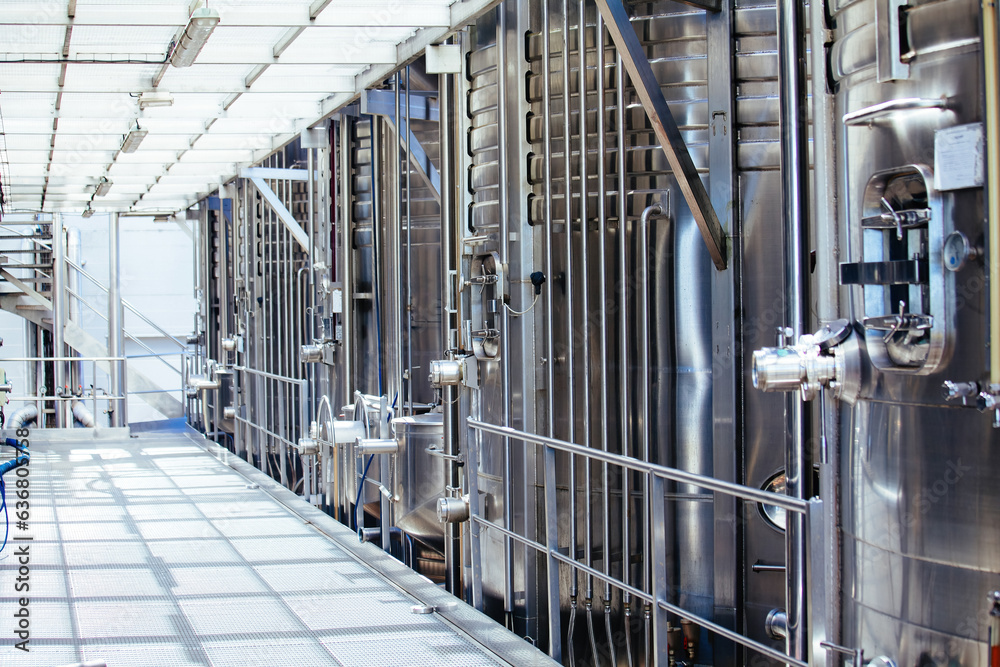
<box><xmin>0</xmin><ymin>424</ymin><xmax>555</xmax><ymax>667</ymax></box>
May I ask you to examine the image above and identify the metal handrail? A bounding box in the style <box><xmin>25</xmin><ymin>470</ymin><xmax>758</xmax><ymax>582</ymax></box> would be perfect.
<box><xmin>0</xmin><ymin>227</ymin><xmax>187</xmax><ymax>349</ymax></box>
<box><xmin>466</xmin><ymin>418</ymin><xmax>812</xmax><ymax>667</ymax></box>
<box><xmin>65</xmin><ymin>286</ymin><xmax>181</xmax><ymax>377</ymax></box>
<box><xmin>64</xmin><ymin>257</ymin><xmax>187</xmax><ymax>350</ymax></box>
<box><xmin>467</xmin><ymin>419</ymin><xmax>808</xmax><ymax>513</ymax></box>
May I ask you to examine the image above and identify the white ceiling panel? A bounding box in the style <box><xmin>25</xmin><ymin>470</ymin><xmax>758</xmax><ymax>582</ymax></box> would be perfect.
<box><xmin>0</xmin><ymin>0</ymin><xmax>500</xmax><ymax>213</ymax></box>
<box><xmin>2</xmin><ymin>136</ymin><xmax>54</xmax><ymax>151</ymax></box>
<box><xmin>69</xmin><ymin>25</ymin><xmax>177</xmax><ymax>56</ymax></box>
<box><xmin>0</xmin><ymin>25</ymin><xmax>67</xmax><ymax>53</ymax></box>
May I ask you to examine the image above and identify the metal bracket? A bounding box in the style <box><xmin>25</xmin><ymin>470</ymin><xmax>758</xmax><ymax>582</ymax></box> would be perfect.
<box><xmin>595</xmin><ymin>0</ymin><xmax>728</xmax><ymax>270</ymax></box>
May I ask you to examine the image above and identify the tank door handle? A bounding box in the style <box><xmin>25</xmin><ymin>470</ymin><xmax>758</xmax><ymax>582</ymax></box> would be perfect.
<box><xmin>877</xmin><ymin>0</ymin><xmax>910</xmax><ymax>82</ymax></box>
<box><xmin>839</xmin><ymin>258</ymin><xmax>929</xmax><ymax>286</ymax></box>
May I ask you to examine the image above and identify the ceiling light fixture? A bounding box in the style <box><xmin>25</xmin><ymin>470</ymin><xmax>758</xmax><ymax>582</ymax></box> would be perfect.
<box><xmin>95</xmin><ymin>177</ymin><xmax>113</xmax><ymax>197</ymax></box>
<box><xmin>138</xmin><ymin>92</ymin><xmax>174</xmax><ymax>109</ymax></box>
<box><xmin>82</xmin><ymin>205</ymin><xmax>94</xmax><ymax>219</ymax></box>
<box><xmin>121</xmin><ymin>124</ymin><xmax>148</xmax><ymax>153</ymax></box>
<box><xmin>170</xmin><ymin>7</ymin><xmax>221</xmax><ymax>68</ymax></box>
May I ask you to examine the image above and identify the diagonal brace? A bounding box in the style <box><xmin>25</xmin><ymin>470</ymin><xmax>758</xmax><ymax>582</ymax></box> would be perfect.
<box><xmin>244</xmin><ymin>176</ymin><xmax>310</xmax><ymax>251</ymax></box>
<box><xmin>398</xmin><ymin>117</ymin><xmax>442</xmax><ymax>203</ymax></box>
<box><xmin>596</xmin><ymin>0</ymin><xmax>728</xmax><ymax>270</ymax></box>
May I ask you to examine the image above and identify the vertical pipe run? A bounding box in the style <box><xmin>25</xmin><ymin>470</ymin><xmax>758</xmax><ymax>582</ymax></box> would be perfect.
<box><xmin>405</xmin><ymin>66</ymin><xmax>414</xmax><ymax>417</ymax></box>
<box><xmin>541</xmin><ymin>9</ymin><xmax>564</xmax><ymax>659</ymax></box>
<box><xmin>563</xmin><ymin>0</ymin><xmax>580</xmax><ymax>629</ymax></box>
<box><xmin>810</xmin><ymin>0</ymin><xmax>840</xmax><ymax>661</ymax></box>
<box><xmin>777</xmin><ymin>0</ymin><xmax>811</xmax><ymax>659</ymax></box>
<box><xmin>594</xmin><ymin>13</ymin><xmax>616</xmax><ymax>666</ymax></box>
<box><xmin>340</xmin><ymin>119</ymin><xmax>354</xmax><ymax>409</ymax></box>
<box><xmin>440</xmin><ymin>64</ymin><xmax>462</xmax><ymax>596</ymax></box>
<box><xmin>108</xmin><ymin>212</ymin><xmax>126</xmax><ymax>428</ymax></box>
<box><xmin>639</xmin><ymin>203</ymin><xmax>663</xmax><ymax>660</ymax></box>
<box><xmin>616</xmin><ymin>49</ymin><xmax>635</xmax><ymax>667</ymax></box>
<box><xmin>308</xmin><ymin>146</ymin><xmax>317</xmax><ymax>431</ymax></box>
<box><xmin>496</xmin><ymin>4</ymin><xmax>515</xmax><ymax>625</ymax></box>
<box><xmin>52</xmin><ymin>213</ymin><xmax>67</xmax><ymax>427</ymax></box>
<box><xmin>577</xmin><ymin>4</ymin><xmax>600</xmax><ymax>664</ymax></box>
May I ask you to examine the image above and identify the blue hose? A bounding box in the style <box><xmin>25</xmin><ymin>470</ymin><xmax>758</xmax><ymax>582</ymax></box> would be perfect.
<box><xmin>0</xmin><ymin>438</ymin><xmax>29</xmax><ymax>555</ymax></box>
<box><xmin>354</xmin><ymin>454</ymin><xmax>375</xmax><ymax>539</ymax></box>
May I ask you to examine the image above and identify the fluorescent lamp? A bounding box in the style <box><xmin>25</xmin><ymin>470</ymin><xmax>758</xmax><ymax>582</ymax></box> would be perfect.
<box><xmin>121</xmin><ymin>127</ymin><xmax>148</xmax><ymax>153</ymax></box>
<box><xmin>82</xmin><ymin>206</ymin><xmax>94</xmax><ymax>219</ymax></box>
<box><xmin>139</xmin><ymin>92</ymin><xmax>174</xmax><ymax>109</ymax></box>
<box><xmin>170</xmin><ymin>7</ymin><xmax>220</xmax><ymax>68</ymax></box>
<box><xmin>95</xmin><ymin>177</ymin><xmax>112</xmax><ymax>197</ymax></box>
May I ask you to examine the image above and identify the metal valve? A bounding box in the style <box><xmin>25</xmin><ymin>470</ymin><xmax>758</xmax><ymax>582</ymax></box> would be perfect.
<box><xmin>429</xmin><ymin>359</ymin><xmax>463</xmax><ymax>387</ymax></box>
<box><xmin>437</xmin><ymin>496</ymin><xmax>470</xmax><ymax>523</ymax></box>
<box><xmin>355</xmin><ymin>438</ymin><xmax>398</xmax><ymax>456</ymax></box>
<box><xmin>752</xmin><ymin>319</ymin><xmax>859</xmax><ymax>402</ymax></box>
<box><xmin>295</xmin><ymin>438</ymin><xmax>319</xmax><ymax>456</ymax></box>
<box><xmin>300</xmin><ymin>343</ymin><xmax>334</xmax><ymax>365</ymax></box>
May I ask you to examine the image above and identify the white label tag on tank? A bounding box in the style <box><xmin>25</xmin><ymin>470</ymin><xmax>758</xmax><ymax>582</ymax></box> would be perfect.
<box><xmin>934</xmin><ymin>123</ymin><xmax>985</xmax><ymax>191</ymax></box>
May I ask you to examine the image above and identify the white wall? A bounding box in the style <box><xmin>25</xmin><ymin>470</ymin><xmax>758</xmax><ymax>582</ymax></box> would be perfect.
<box><xmin>2</xmin><ymin>213</ymin><xmax>195</xmax><ymax>425</ymax></box>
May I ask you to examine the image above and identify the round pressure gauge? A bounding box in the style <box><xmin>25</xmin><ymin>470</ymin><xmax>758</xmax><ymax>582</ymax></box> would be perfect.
<box><xmin>943</xmin><ymin>231</ymin><xmax>972</xmax><ymax>272</ymax></box>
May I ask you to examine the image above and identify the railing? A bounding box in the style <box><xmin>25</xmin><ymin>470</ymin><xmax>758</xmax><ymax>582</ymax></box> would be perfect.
<box><xmin>230</xmin><ymin>365</ymin><xmax>309</xmax><ymax>489</ymax></box>
<box><xmin>0</xmin><ymin>225</ymin><xmax>187</xmax><ymax>352</ymax></box>
<box><xmin>64</xmin><ymin>285</ymin><xmax>181</xmax><ymax>377</ymax></box>
<box><xmin>64</xmin><ymin>256</ymin><xmax>187</xmax><ymax>351</ymax></box>
<box><xmin>0</xmin><ymin>225</ymin><xmax>188</xmax><ymax>419</ymax></box>
<box><xmin>2</xmin><ymin>355</ymin><xmax>127</xmax><ymax>426</ymax></box>
<box><xmin>466</xmin><ymin>419</ymin><xmax>818</xmax><ymax>667</ymax></box>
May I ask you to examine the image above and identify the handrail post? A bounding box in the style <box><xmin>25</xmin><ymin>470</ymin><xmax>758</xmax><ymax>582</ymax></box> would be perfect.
<box><xmin>108</xmin><ymin>212</ymin><xmax>127</xmax><ymax>427</ymax></box>
<box><xmin>52</xmin><ymin>213</ymin><xmax>68</xmax><ymax>427</ymax></box>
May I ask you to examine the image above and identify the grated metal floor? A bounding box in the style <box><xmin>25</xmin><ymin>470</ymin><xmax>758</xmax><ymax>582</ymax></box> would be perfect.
<box><xmin>0</xmin><ymin>424</ymin><xmax>555</xmax><ymax>667</ymax></box>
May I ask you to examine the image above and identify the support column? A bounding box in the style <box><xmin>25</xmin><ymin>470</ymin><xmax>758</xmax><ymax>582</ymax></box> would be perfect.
<box><xmin>108</xmin><ymin>212</ymin><xmax>127</xmax><ymax>427</ymax></box>
<box><xmin>52</xmin><ymin>213</ymin><xmax>68</xmax><ymax>428</ymax></box>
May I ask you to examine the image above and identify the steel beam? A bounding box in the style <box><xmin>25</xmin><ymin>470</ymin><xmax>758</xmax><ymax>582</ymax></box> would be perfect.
<box><xmin>362</xmin><ymin>89</ymin><xmax>440</xmax><ymax>122</ymax></box>
<box><xmin>240</xmin><ymin>167</ymin><xmax>313</xmax><ymax>182</ymax></box>
<box><xmin>595</xmin><ymin>0</ymin><xmax>728</xmax><ymax>270</ymax></box>
<box><xmin>243</xmin><ymin>175</ymin><xmax>310</xmax><ymax>250</ymax></box>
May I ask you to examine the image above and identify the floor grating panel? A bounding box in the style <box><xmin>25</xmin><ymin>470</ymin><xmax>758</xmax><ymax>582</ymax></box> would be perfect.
<box><xmin>0</xmin><ymin>426</ymin><xmax>537</xmax><ymax>666</ymax></box>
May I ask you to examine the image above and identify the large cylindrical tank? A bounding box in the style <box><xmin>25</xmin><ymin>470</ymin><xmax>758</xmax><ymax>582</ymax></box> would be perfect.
<box><xmin>830</xmin><ymin>0</ymin><xmax>1000</xmax><ymax>663</ymax></box>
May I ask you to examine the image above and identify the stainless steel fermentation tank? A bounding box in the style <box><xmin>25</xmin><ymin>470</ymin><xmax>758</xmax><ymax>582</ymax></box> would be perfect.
<box><xmin>831</xmin><ymin>0</ymin><xmax>999</xmax><ymax>663</ymax></box>
<box><xmin>185</xmin><ymin>0</ymin><xmax>1000</xmax><ymax>665</ymax></box>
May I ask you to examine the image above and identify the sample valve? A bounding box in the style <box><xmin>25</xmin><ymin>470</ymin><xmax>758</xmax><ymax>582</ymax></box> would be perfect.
<box><xmin>752</xmin><ymin>319</ymin><xmax>860</xmax><ymax>402</ymax></box>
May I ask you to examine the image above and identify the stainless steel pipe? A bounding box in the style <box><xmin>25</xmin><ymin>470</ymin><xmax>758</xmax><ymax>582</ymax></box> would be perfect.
<box><xmin>616</xmin><ymin>48</ymin><xmax>634</xmax><ymax>667</ymax></box>
<box><xmin>777</xmin><ymin>0</ymin><xmax>812</xmax><ymax>659</ymax></box>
